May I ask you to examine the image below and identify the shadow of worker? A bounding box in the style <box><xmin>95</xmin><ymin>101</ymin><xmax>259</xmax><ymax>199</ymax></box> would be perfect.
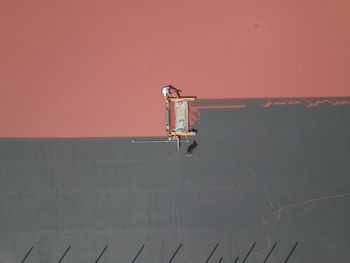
<box><xmin>185</xmin><ymin>140</ymin><xmax>198</xmax><ymax>157</ymax></box>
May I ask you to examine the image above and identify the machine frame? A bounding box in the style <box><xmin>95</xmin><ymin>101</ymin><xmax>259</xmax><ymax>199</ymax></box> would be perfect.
<box><xmin>166</xmin><ymin>96</ymin><xmax>197</xmax><ymax>149</ymax></box>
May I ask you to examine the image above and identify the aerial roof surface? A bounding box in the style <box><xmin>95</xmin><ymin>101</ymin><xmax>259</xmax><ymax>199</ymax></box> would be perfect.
<box><xmin>1</xmin><ymin>1</ymin><xmax>350</xmax><ymax>262</ymax></box>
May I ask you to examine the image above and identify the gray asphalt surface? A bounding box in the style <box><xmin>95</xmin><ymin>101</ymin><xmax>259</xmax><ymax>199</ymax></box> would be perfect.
<box><xmin>0</xmin><ymin>100</ymin><xmax>350</xmax><ymax>262</ymax></box>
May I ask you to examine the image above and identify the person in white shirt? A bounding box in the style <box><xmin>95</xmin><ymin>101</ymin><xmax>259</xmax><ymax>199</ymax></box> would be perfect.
<box><xmin>161</xmin><ymin>85</ymin><xmax>181</xmax><ymax>102</ymax></box>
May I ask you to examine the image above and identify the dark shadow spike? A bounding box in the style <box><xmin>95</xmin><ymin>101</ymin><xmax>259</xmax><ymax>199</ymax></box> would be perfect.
<box><xmin>242</xmin><ymin>243</ymin><xmax>256</xmax><ymax>263</ymax></box>
<box><xmin>284</xmin><ymin>242</ymin><xmax>299</xmax><ymax>263</ymax></box>
<box><xmin>263</xmin><ymin>242</ymin><xmax>277</xmax><ymax>263</ymax></box>
<box><xmin>168</xmin><ymin>243</ymin><xmax>182</xmax><ymax>263</ymax></box>
<box><xmin>94</xmin><ymin>245</ymin><xmax>108</xmax><ymax>263</ymax></box>
<box><xmin>21</xmin><ymin>247</ymin><xmax>34</xmax><ymax>263</ymax></box>
<box><xmin>58</xmin><ymin>246</ymin><xmax>71</xmax><ymax>263</ymax></box>
<box><xmin>132</xmin><ymin>244</ymin><xmax>145</xmax><ymax>263</ymax></box>
<box><xmin>205</xmin><ymin>243</ymin><xmax>219</xmax><ymax>263</ymax></box>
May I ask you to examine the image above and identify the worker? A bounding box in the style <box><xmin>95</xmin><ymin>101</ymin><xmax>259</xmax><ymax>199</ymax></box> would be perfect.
<box><xmin>161</xmin><ymin>85</ymin><xmax>181</xmax><ymax>102</ymax></box>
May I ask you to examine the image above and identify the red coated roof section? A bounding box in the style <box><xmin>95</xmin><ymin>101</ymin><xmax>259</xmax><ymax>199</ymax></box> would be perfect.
<box><xmin>1</xmin><ymin>0</ymin><xmax>349</xmax><ymax>137</ymax></box>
